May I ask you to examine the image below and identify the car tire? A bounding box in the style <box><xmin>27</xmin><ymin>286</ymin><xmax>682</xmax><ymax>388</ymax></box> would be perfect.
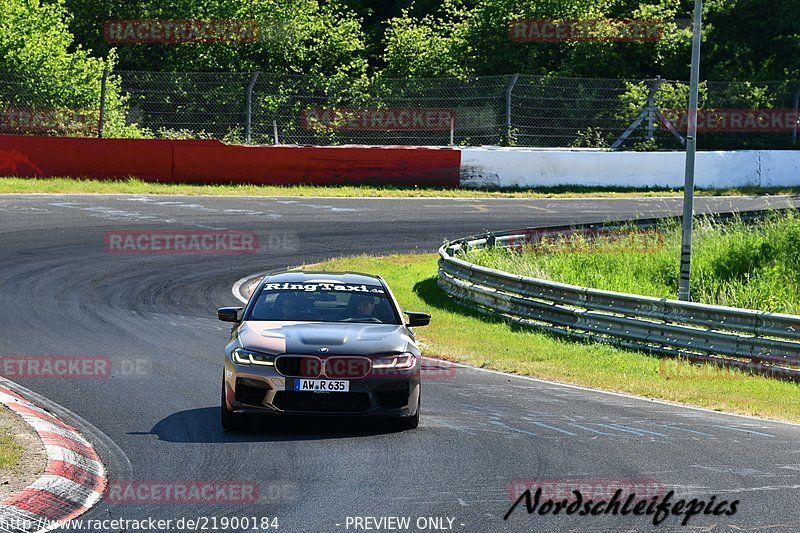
<box><xmin>221</xmin><ymin>377</ymin><xmax>243</xmax><ymax>432</ymax></box>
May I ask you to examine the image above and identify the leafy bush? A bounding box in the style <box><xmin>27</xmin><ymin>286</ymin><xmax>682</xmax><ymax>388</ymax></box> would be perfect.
<box><xmin>461</xmin><ymin>211</ymin><xmax>800</xmax><ymax>314</ymax></box>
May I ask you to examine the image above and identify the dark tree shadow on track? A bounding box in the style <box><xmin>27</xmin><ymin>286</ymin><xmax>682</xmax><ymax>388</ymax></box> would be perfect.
<box><xmin>413</xmin><ymin>276</ymin><xmax>673</xmax><ymax>364</ymax></box>
<box><xmin>135</xmin><ymin>407</ymin><xmax>411</xmax><ymax>443</ymax></box>
<box><xmin>413</xmin><ymin>276</ymin><xmax>506</xmax><ymax>322</ymax></box>
<box><xmin>413</xmin><ymin>276</ymin><xmax>566</xmax><ymax>338</ymax></box>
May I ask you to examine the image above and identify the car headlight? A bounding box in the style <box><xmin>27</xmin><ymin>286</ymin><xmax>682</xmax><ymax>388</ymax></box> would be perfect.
<box><xmin>232</xmin><ymin>347</ymin><xmax>276</xmax><ymax>366</ymax></box>
<box><xmin>372</xmin><ymin>353</ymin><xmax>416</xmax><ymax>369</ymax></box>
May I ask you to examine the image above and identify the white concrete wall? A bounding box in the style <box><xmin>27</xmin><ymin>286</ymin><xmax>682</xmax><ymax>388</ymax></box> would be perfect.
<box><xmin>459</xmin><ymin>147</ymin><xmax>800</xmax><ymax>189</ymax></box>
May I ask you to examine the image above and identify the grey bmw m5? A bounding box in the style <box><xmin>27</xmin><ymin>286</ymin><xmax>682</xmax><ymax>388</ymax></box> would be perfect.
<box><xmin>218</xmin><ymin>271</ymin><xmax>430</xmax><ymax>431</ymax></box>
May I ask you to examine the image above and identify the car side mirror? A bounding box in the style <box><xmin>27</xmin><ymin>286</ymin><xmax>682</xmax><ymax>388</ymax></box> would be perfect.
<box><xmin>405</xmin><ymin>311</ymin><xmax>430</xmax><ymax>327</ymax></box>
<box><xmin>217</xmin><ymin>307</ymin><xmax>243</xmax><ymax>322</ymax></box>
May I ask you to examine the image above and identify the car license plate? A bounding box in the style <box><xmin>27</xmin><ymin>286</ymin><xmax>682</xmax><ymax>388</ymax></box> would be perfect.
<box><xmin>293</xmin><ymin>379</ymin><xmax>349</xmax><ymax>393</ymax></box>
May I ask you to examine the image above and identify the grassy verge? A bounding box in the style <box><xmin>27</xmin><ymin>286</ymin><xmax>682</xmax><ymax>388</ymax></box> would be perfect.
<box><xmin>0</xmin><ymin>408</ymin><xmax>24</xmax><ymax>471</ymax></box>
<box><xmin>1</xmin><ymin>176</ymin><xmax>799</xmax><ymax>198</ymax></box>
<box><xmin>305</xmin><ymin>253</ymin><xmax>800</xmax><ymax>423</ymax></box>
<box><xmin>462</xmin><ymin>211</ymin><xmax>800</xmax><ymax>314</ymax></box>
<box><xmin>0</xmin><ymin>435</ymin><xmax>22</xmax><ymax>470</ymax></box>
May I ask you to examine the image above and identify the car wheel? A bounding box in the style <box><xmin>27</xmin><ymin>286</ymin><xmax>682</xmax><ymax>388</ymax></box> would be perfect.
<box><xmin>221</xmin><ymin>377</ymin><xmax>243</xmax><ymax>432</ymax></box>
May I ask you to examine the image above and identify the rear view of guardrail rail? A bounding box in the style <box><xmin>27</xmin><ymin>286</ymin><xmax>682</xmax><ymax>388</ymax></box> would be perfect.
<box><xmin>438</xmin><ymin>209</ymin><xmax>800</xmax><ymax>381</ymax></box>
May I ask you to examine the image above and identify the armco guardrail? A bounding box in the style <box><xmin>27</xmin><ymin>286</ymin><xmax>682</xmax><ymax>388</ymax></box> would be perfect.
<box><xmin>438</xmin><ymin>209</ymin><xmax>800</xmax><ymax>381</ymax></box>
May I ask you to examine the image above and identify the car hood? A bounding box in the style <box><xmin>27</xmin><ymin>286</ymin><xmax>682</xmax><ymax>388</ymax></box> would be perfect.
<box><xmin>238</xmin><ymin>321</ymin><xmax>414</xmax><ymax>355</ymax></box>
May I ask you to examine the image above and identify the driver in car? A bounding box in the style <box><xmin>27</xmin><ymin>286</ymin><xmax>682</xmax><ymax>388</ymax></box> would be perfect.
<box><xmin>350</xmin><ymin>294</ymin><xmax>376</xmax><ymax>320</ymax></box>
<box><xmin>275</xmin><ymin>293</ymin><xmax>319</xmax><ymax>320</ymax></box>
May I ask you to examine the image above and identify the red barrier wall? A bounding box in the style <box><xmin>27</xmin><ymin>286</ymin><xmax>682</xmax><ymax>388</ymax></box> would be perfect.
<box><xmin>0</xmin><ymin>135</ymin><xmax>460</xmax><ymax>186</ymax></box>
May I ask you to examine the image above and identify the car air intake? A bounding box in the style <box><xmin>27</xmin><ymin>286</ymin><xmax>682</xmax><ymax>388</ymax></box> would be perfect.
<box><xmin>235</xmin><ymin>377</ymin><xmax>271</xmax><ymax>406</ymax></box>
<box><xmin>375</xmin><ymin>382</ymin><xmax>410</xmax><ymax>409</ymax></box>
<box><xmin>324</xmin><ymin>356</ymin><xmax>372</xmax><ymax>379</ymax></box>
<box><xmin>275</xmin><ymin>355</ymin><xmax>322</xmax><ymax>378</ymax></box>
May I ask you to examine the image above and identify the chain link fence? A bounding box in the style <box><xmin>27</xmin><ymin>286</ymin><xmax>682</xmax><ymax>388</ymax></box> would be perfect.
<box><xmin>2</xmin><ymin>70</ymin><xmax>799</xmax><ymax>150</ymax></box>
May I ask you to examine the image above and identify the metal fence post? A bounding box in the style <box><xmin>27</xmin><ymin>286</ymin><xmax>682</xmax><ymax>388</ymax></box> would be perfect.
<box><xmin>245</xmin><ymin>71</ymin><xmax>260</xmax><ymax>144</ymax></box>
<box><xmin>98</xmin><ymin>67</ymin><xmax>108</xmax><ymax>138</ymax></box>
<box><xmin>612</xmin><ymin>76</ymin><xmax>664</xmax><ymax>150</ymax></box>
<box><xmin>646</xmin><ymin>76</ymin><xmax>662</xmax><ymax>140</ymax></box>
<box><xmin>506</xmin><ymin>74</ymin><xmax>520</xmax><ymax>145</ymax></box>
<box><xmin>792</xmin><ymin>81</ymin><xmax>800</xmax><ymax>145</ymax></box>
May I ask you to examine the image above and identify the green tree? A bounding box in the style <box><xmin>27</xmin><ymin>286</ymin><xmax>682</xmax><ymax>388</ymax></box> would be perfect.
<box><xmin>703</xmin><ymin>0</ymin><xmax>800</xmax><ymax>80</ymax></box>
<box><xmin>57</xmin><ymin>0</ymin><xmax>369</xmax><ymax>79</ymax></box>
<box><xmin>382</xmin><ymin>0</ymin><xmax>692</xmax><ymax>78</ymax></box>
<box><xmin>0</xmin><ymin>0</ymin><xmax>142</xmax><ymax>136</ymax></box>
<box><xmin>0</xmin><ymin>0</ymin><xmax>110</xmax><ymax>108</ymax></box>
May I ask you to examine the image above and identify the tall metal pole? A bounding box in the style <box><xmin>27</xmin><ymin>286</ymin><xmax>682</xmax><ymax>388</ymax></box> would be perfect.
<box><xmin>678</xmin><ymin>0</ymin><xmax>703</xmax><ymax>301</ymax></box>
<box><xmin>245</xmin><ymin>71</ymin><xmax>260</xmax><ymax>144</ymax></box>
<box><xmin>505</xmin><ymin>73</ymin><xmax>519</xmax><ymax>145</ymax></box>
<box><xmin>792</xmin><ymin>83</ymin><xmax>800</xmax><ymax>145</ymax></box>
<box><xmin>98</xmin><ymin>67</ymin><xmax>108</xmax><ymax>138</ymax></box>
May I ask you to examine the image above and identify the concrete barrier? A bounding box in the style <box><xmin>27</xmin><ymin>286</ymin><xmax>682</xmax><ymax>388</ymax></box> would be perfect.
<box><xmin>459</xmin><ymin>147</ymin><xmax>800</xmax><ymax>189</ymax></box>
<box><xmin>0</xmin><ymin>135</ymin><xmax>461</xmax><ymax>187</ymax></box>
<box><xmin>1</xmin><ymin>135</ymin><xmax>798</xmax><ymax>189</ymax></box>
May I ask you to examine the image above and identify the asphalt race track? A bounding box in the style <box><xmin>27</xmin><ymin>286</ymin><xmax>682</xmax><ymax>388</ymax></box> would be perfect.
<box><xmin>1</xmin><ymin>194</ymin><xmax>799</xmax><ymax>532</ymax></box>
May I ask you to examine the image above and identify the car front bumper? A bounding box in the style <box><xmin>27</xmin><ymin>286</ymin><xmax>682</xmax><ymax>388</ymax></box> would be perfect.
<box><xmin>223</xmin><ymin>358</ymin><xmax>420</xmax><ymax>418</ymax></box>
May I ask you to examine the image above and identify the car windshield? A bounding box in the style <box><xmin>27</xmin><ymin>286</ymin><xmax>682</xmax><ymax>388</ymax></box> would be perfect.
<box><xmin>247</xmin><ymin>281</ymin><xmax>400</xmax><ymax>324</ymax></box>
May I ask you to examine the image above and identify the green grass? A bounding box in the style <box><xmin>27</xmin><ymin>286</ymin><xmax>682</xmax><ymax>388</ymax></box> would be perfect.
<box><xmin>462</xmin><ymin>211</ymin><xmax>800</xmax><ymax>315</ymax></box>
<box><xmin>306</xmin><ymin>253</ymin><xmax>800</xmax><ymax>423</ymax></box>
<box><xmin>0</xmin><ymin>408</ymin><xmax>23</xmax><ymax>470</ymax></box>
<box><xmin>0</xmin><ymin>436</ymin><xmax>22</xmax><ymax>470</ymax></box>
<box><xmin>1</xmin><ymin>176</ymin><xmax>799</xmax><ymax>198</ymax></box>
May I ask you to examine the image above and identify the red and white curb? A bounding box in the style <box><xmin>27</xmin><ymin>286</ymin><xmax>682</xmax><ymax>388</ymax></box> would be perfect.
<box><xmin>0</xmin><ymin>386</ymin><xmax>106</xmax><ymax>533</ymax></box>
